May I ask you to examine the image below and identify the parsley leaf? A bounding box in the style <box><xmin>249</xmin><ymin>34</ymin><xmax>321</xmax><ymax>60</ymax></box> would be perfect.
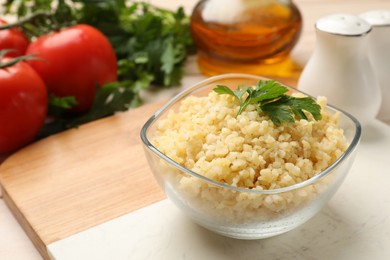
<box><xmin>38</xmin><ymin>77</ymin><xmax>151</xmax><ymax>138</ymax></box>
<box><xmin>213</xmin><ymin>85</ymin><xmax>237</xmax><ymax>96</ymax></box>
<box><xmin>261</xmin><ymin>102</ymin><xmax>295</xmax><ymax>125</ymax></box>
<box><xmin>48</xmin><ymin>95</ymin><xmax>78</xmax><ymax>117</ymax></box>
<box><xmin>213</xmin><ymin>80</ymin><xmax>322</xmax><ymax>125</ymax></box>
<box><xmin>250</xmin><ymin>80</ymin><xmax>288</xmax><ymax>103</ymax></box>
<box><xmin>214</xmin><ymin>84</ymin><xmax>251</xmax><ymax>114</ymax></box>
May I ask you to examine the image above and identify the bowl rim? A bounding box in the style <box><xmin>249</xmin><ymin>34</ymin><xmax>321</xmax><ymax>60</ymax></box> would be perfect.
<box><xmin>140</xmin><ymin>73</ymin><xmax>362</xmax><ymax>194</ymax></box>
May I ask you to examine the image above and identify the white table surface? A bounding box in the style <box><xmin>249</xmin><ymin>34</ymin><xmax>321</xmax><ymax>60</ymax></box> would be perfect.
<box><xmin>2</xmin><ymin>0</ymin><xmax>390</xmax><ymax>259</ymax></box>
<box><xmin>44</xmin><ymin>119</ymin><xmax>390</xmax><ymax>259</ymax></box>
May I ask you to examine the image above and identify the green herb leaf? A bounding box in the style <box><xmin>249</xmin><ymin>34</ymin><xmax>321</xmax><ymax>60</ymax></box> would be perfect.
<box><xmin>284</xmin><ymin>96</ymin><xmax>323</xmax><ymax>121</ymax></box>
<box><xmin>234</xmin><ymin>85</ymin><xmax>250</xmax><ymax>101</ymax></box>
<box><xmin>213</xmin><ymin>84</ymin><xmax>252</xmax><ymax>114</ymax></box>
<box><xmin>48</xmin><ymin>95</ymin><xmax>77</xmax><ymax>117</ymax></box>
<box><xmin>49</xmin><ymin>95</ymin><xmax>77</xmax><ymax>109</ymax></box>
<box><xmin>214</xmin><ymin>80</ymin><xmax>322</xmax><ymax>125</ymax></box>
<box><xmin>261</xmin><ymin>102</ymin><xmax>295</xmax><ymax>125</ymax></box>
<box><xmin>39</xmin><ymin>76</ymin><xmax>152</xmax><ymax>138</ymax></box>
<box><xmin>213</xmin><ymin>85</ymin><xmax>237</xmax><ymax>97</ymax></box>
<box><xmin>250</xmin><ymin>80</ymin><xmax>288</xmax><ymax>103</ymax></box>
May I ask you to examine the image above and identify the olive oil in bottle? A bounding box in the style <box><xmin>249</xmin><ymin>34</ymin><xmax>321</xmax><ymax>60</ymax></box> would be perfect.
<box><xmin>190</xmin><ymin>0</ymin><xmax>303</xmax><ymax>81</ymax></box>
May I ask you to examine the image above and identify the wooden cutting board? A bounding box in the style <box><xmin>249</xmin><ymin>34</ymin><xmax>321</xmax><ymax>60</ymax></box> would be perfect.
<box><xmin>0</xmin><ymin>102</ymin><xmax>166</xmax><ymax>259</ymax></box>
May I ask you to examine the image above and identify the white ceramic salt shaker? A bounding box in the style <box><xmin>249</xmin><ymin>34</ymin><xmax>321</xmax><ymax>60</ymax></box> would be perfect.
<box><xmin>298</xmin><ymin>14</ymin><xmax>381</xmax><ymax>126</ymax></box>
<box><xmin>360</xmin><ymin>10</ymin><xmax>390</xmax><ymax>124</ymax></box>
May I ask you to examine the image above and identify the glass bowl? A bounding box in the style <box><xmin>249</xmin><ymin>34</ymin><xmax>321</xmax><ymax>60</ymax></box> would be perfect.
<box><xmin>140</xmin><ymin>74</ymin><xmax>361</xmax><ymax>239</ymax></box>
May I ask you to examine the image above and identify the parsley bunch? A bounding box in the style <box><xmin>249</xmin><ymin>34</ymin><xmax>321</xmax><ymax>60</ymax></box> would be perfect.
<box><xmin>1</xmin><ymin>0</ymin><xmax>195</xmax><ymax>137</ymax></box>
<box><xmin>214</xmin><ymin>80</ymin><xmax>322</xmax><ymax>125</ymax></box>
<box><xmin>1</xmin><ymin>0</ymin><xmax>194</xmax><ymax>87</ymax></box>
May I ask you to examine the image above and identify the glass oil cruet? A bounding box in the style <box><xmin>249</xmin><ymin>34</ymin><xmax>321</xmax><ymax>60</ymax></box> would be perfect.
<box><xmin>190</xmin><ymin>0</ymin><xmax>303</xmax><ymax>81</ymax></box>
<box><xmin>298</xmin><ymin>14</ymin><xmax>381</xmax><ymax>126</ymax></box>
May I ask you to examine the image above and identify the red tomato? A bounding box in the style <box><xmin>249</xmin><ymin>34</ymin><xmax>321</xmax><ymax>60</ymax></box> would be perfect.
<box><xmin>0</xmin><ymin>59</ymin><xmax>48</xmax><ymax>154</ymax></box>
<box><xmin>0</xmin><ymin>19</ymin><xmax>29</xmax><ymax>57</ymax></box>
<box><xmin>26</xmin><ymin>24</ymin><xmax>117</xmax><ymax>113</ymax></box>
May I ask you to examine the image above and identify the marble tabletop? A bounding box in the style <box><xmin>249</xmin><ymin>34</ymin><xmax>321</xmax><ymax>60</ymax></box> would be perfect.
<box><xmin>1</xmin><ymin>0</ymin><xmax>390</xmax><ymax>259</ymax></box>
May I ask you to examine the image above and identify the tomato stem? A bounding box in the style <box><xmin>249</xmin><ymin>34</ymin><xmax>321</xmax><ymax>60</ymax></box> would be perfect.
<box><xmin>0</xmin><ymin>11</ymin><xmax>60</xmax><ymax>35</ymax></box>
<box><xmin>0</xmin><ymin>50</ymin><xmax>41</xmax><ymax>69</ymax></box>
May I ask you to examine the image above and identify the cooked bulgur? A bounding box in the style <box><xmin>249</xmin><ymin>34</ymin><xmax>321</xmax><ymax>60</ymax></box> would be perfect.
<box><xmin>152</xmin><ymin>90</ymin><xmax>348</xmax><ymax>221</ymax></box>
<box><xmin>153</xmin><ymin>91</ymin><xmax>347</xmax><ymax>190</ymax></box>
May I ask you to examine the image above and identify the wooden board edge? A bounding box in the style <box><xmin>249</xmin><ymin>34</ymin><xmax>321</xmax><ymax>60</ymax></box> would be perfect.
<box><xmin>1</xmin><ymin>185</ymin><xmax>50</xmax><ymax>260</ymax></box>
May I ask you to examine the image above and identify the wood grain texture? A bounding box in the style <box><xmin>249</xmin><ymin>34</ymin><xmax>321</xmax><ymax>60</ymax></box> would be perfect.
<box><xmin>0</xmin><ymin>102</ymin><xmax>166</xmax><ymax>259</ymax></box>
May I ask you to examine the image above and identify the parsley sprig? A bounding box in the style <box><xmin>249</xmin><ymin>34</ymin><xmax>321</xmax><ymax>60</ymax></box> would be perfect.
<box><xmin>213</xmin><ymin>80</ymin><xmax>322</xmax><ymax>125</ymax></box>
